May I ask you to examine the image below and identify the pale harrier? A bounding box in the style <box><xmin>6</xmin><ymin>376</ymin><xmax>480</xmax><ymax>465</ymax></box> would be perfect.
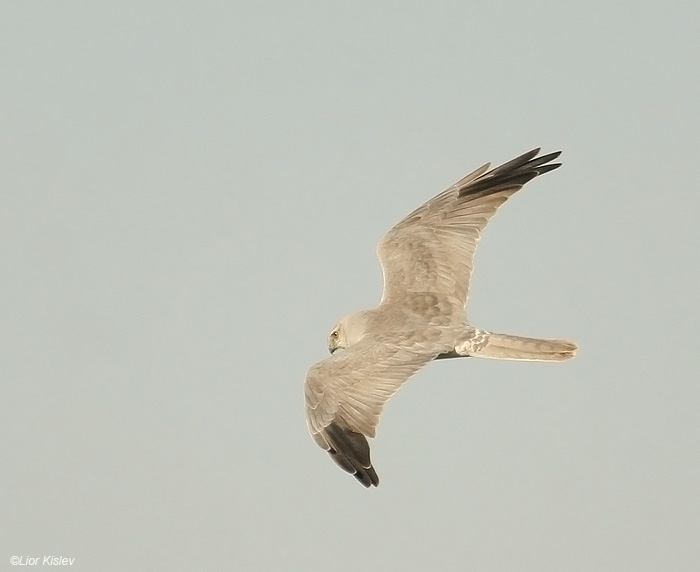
<box><xmin>304</xmin><ymin>148</ymin><xmax>577</xmax><ymax>487</ymax></box>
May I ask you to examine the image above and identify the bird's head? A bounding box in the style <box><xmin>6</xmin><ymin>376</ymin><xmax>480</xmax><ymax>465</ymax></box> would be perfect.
<box><xmin>328</xmin><ymin>311</ymin><xmax>373</xmax><ymax>354</ymax></box>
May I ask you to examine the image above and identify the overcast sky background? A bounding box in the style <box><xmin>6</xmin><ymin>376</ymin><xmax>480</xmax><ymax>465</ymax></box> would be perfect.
<box><xmin>2</xmin><ymin>2</ymin><xmax>699</xmax><ymax>571</ymax></box>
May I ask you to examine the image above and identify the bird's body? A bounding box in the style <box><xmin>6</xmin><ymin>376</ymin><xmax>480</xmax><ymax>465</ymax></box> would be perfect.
<box><xmin>304</xmin><ymin>149</ymin><xmax>577</xmax><ymax>487</ymax></box>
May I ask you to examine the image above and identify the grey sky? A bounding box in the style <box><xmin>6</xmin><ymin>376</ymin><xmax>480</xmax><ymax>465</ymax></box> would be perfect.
<box><xmin>2</xmin><ymin>2</ymin><xmax>699</xmax><ymax>571</ymax></box>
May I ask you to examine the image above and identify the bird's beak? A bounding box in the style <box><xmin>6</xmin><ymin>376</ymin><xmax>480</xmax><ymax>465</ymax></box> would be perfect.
<box><xmin>328</xmin><ymin>345</ymin><xmax>337</xmax><ymax>355</ymax></box>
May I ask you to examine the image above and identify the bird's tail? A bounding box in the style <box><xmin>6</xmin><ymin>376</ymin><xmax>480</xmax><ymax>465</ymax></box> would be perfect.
<box><xmin>468</xmin><ymin>331</ymin><xmax>578</xmax><ymax>362</ymax></box>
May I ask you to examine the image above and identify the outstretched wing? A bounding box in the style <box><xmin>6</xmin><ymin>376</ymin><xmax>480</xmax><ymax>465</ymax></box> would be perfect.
<box><xmin>378</xmin><ymin>148</ymin><xmax>561</xmax><ymax>308</ymax></box>
<box><xmin>305</xmin><ymin>341</ymin><xmax>436</xmax><ymax>487</ymax></box>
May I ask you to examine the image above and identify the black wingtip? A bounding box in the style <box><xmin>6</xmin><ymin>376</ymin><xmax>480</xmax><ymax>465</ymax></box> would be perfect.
<box><xmin>324</xmin><ymin>421</ymin><xmax>379</xmax><ymax>488</ymax></box>
<box><xmin>459</xmin><ymin>148</ymin><xmax>562</xmax><ymax>196</ymax></box>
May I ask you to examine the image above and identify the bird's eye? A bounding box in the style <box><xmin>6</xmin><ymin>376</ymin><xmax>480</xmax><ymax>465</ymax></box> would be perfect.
<box><xmin>330</xmin><ymin>331</ymin><xmax>338</xmax><ymax>339</ymax></box>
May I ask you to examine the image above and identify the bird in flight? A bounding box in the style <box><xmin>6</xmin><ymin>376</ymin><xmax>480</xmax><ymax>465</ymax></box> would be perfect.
<box><xmin>304</xmin><ymin>148</ymin><xmax>577</xmax><ymax>487</ymax></box>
